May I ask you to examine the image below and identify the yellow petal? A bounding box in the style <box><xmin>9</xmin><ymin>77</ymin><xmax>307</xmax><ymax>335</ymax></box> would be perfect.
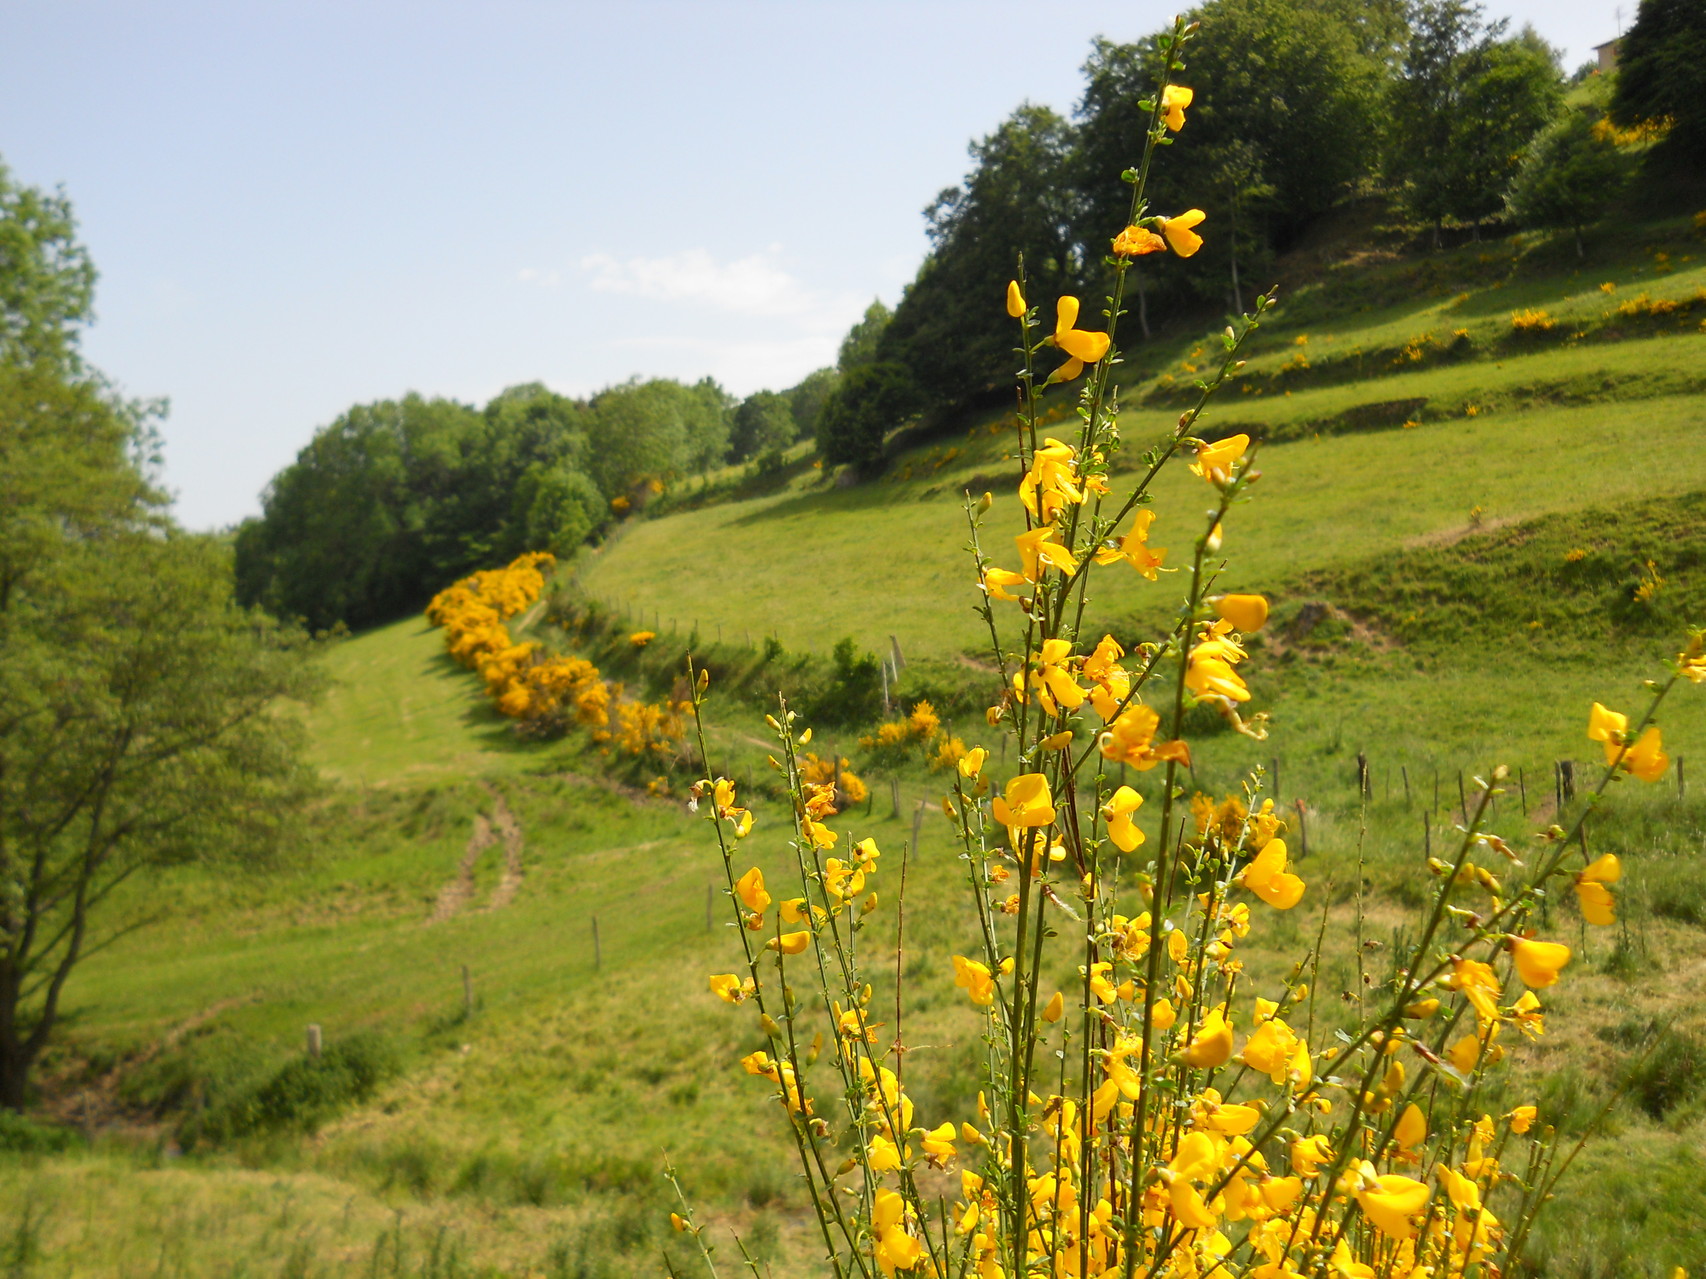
<box><xmin>1394</xmin><ymin>1103</ymin><xmax>1427</xmax><ymax>1151</ymax></box>
<box><xmin>1211</xmin><ymin>593</ymin><xmax>1269</xmax><ymax>633</ymax></box>
<box><xmin>1510</xmin><ymin>938</ymin><xmax>1571</xmax><ymax>988</ymax></box>
<box><xmin>1160</xmin><ymin>209</ymin><xmax>1206</xmax><ymax>257</ymax></box>
<box><xmin>1057</xmin><ymin>327</ymin><xmax>1111</xmax><ymax>364</ymax></box>
<box><xmin>1006</xmin><ymin>280</ymin><xmax>1025</xmax><ymax>318</ymax></box>
<box><xmin>1574</xmin><ymin>879</ymin><xmax>1616</xmax><ymax>926</ymax></box>
<box><xmin>736</xmin><ymin>866</ymin><xmax>771</xmax><ymax>913</ymax></box>
<box><xmin>1181</xmin><ymin>1007</ymin><xmax>1234</xmax><ymax>1068</ymax></box>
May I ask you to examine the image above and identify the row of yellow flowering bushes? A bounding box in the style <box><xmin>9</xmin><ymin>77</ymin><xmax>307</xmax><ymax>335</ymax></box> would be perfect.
<box><xmin>425</xmin><ymin>552</ymin><xmax>686</xmax><ymax>758</ymax></box>
<box><xmin>672</xmin><ymin>19</ymin><xmax>1703</xmax><ymax>1279</ymax></box>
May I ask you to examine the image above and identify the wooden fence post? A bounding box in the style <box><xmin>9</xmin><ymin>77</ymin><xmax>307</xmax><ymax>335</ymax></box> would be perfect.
<box><xmin>1293</xmin><ymin>800</ymin><xmax>1309</xmax><ymax>859</ymax></box>
<box><xmin>706</xmin><ymin>883</ymin><xmax>714</xmax><ymax>931</ymax></box>
<box><xmin>592</xmin><ymin>916</ymin><xmax>602</xmax><ymax>971</ymax></box>
<box><xmin>306</xmin><ymin>1024</ymin><xmax>322</xmax><ymax>1059</ymax></box>
<box><xmin>1422</xmin><ymin>811</ymin><xmax>1431</xmax><ymax>858</ymax></box>
<box><xmin>1401</xmin><ymin>766</ymin><xmax>1412</xmax><ymax>810</ymax></box>
<box><xmin>1457</xmin><ymin>770</ymin><xmax>1468</xmax><ymax>824</ymax></box>
<box><xmin>890</xmin><ymin>777</ymin><xmax>901</xmax><ymax>819</ymax></box>
<box><xmin>1356</xmin><ymin>752</ymin><xmax>1370</xmax><ymax>801</ymax></box>
<box><xmin>1679</xmin><ymin>754</ymin><xmax>1686</xmax><ymax>800</ymax></box>
<box><xmin>1518</xmin><ymin>767</ymin><xmax>1528</xmax><ymax>815</ymax></box>
<box><xmin>1559</xmin><ymin>760</ymin><xmax>1576</xmax><ymax>804</ymax></box>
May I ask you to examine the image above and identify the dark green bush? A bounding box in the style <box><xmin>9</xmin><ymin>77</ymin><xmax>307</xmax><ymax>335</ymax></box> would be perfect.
<box><xmin>197</xmin><ymin>1032</ymin><xmax>401</xmax><ymax>1141</ymax></box>
<box><xmin>0</xmin><ymin>1111</ymin><xmax>78</xmax><ymax>1154</ymax></box>
<box><xmin>1623</xmin><ymin>1027</ymin><xmax>1706</xmax><ymax>1121</ymax></box>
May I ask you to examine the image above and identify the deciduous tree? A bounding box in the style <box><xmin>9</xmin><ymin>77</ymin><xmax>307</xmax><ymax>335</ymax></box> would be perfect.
<box><xmin>1611</xmin><ymin>0</ymin><xmax>1706</xmax><ymax>161</ymax></box>
<box><xmin>0</xmin><ymin>163</ymin><xmax>318</xmax><ymax>1108</ymax></box>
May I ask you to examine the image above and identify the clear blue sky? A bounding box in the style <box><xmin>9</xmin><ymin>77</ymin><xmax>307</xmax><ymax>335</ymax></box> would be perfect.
<box><xmin>1</xmin><ymin>0</ymin><xmax>1617</xmax><ymax>530</ymax></box>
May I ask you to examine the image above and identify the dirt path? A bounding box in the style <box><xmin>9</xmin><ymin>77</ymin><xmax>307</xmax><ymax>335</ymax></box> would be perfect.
<box><xmin>484</xmin><ymin>790</ymin><xmax>525</xmax><ymax>910</ymax></box>
<box><xmin>430</xmin><ymin>813</ymin><xmax>494</xmax><ymax>923</ymax></box>
<box><xmin>429</xmin><ymin>786</ymin><xmax>527</xmax><ymax>922</ymax></box>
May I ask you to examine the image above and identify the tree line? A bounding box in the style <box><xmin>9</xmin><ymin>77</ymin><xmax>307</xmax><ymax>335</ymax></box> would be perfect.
<box><xmin>232</xmin><ymin>367</ymin><xmax>842</xmax><ymax>632</ymax></box>
<box><xmin>817</xmin><ymin>0</ymin><xmax>1704</xmax><ymax>465</ymax></box>
<box><xmin>233</xmin><ymin>0</ymin><xmax>1705</xmax><ymax>630</ymax></box>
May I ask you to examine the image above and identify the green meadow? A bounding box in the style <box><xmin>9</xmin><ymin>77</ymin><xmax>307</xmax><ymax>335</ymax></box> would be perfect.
<box><xmin>7</xmin><ymin>225</ymin><xmax>1706</xmax><ymax>1279</ymax></box>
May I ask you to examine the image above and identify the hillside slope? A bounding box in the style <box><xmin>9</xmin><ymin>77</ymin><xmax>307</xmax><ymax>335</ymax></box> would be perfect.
<box><xmin>10</xmin><ymin>223</ymin><xmax>1706</xmax><ymax>1279</ymax></box>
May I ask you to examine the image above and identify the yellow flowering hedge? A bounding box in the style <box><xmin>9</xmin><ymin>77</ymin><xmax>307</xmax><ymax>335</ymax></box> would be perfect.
<box><xmin>425</xmin><ymin>551</ymin><xmax>686</xmax><ymax>758</ymax></box>
<box><xmin>676</xmin><ymin>19</ymin><xmax>1704</xmax><ymax>1279</ymax></box>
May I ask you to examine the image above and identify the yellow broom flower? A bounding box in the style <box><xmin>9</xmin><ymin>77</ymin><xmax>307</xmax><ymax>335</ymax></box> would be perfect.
<box><xmin>1157</xmin><ymin>209</ymin><xmax>1207</xmax><ymax>257</ymax></box>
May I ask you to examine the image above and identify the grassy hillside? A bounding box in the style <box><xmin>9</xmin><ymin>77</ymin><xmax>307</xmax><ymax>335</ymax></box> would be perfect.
<box><xmin>6</xmin><ymin>221</ymin><xmax>1706</xmax><ymax>1279</ymax></box>
<box><xmin>579</xmin><ymin>226</ymin><xmax>1706</xmax><ymax>668</ymax></box>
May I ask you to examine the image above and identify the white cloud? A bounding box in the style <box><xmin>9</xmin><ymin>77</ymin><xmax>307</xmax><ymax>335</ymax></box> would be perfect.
<box><xmin>601</xmin><ymin>332</ymin><xmax>842</xmax><ymax>398</ymax></box>
<box><xmin>577</xmin><ymin>245</ymin><xmax>838</xmax><ymax>322</ymax></box>
<box><xmin>516</xmin><ymin>266</ymin><xmax>562</xmax><ymax>287</ymax></box>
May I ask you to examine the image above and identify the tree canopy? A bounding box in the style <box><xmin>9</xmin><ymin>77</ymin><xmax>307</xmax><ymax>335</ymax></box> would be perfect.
<box><xmin>1506</xmin><ymin>93</ymin><xmax>1635</xmax><ymax>255</ymax></box>
<box><xmin>235</xmin><ymin>374</ymin><xmax>738</xmax><ymax>631</ymax></box>
<box><xmin>0</xmin><ymin>159</ymin><xmax>319</xmax><ymax>1109</ymax></box>
<box><xmin>1611</xmin><ymin>0</ymin><xmax>1706</xmax><ymax>161</ymax></box>
<box><xmin>879</xmin><ymin>105</ymin><xmax>1078</xmax><ymax>406</ymax></box>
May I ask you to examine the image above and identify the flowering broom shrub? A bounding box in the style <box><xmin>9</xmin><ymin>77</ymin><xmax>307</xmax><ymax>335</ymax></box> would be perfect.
<box><xmin>674</xmin><ymin>20</ymin><xmax>1703</xmax><ymax>1279</ymax></box>
<box><xmin>426</xmin><ymin>551</ymin><xmax>686</xmax><ymax>757</ymax></box>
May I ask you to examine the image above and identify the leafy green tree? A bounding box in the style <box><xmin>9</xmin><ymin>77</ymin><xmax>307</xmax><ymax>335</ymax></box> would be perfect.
<box><xmin>1075</xmin><ymin>0</ymin><xmax>1385</xmax><ymax>314</ymax></box>
<box><xmin>514</xmin><ymin>462</ymin><xmax>604</xmax><ymax>557</ymax></box>
<box><xmin>1506</xmin><ymin>101</ymin><xmax>1635</xmax><ymax>256</ymax></box>
<box><xmin>0</xmin><ymin>171</ymin><xmax>318</xmax><ymax>1109</ymax></box>
<box><xmin>582</xmin><ymin>379</ymin><xmax>690</xmax><ymax>498</ymax></box>
<box><xmin>235</xmin><ymin>374</ymin><xmax>732</xmax><ymax>630</ymax></box>
<box><xmin>879</xmin><ymin>105</ymin><xmax>1078</xmax><ymax>405</ymax></box>
<box><xmin>0</xmin><ymin>158</ymin><xmax>96</xmax><ymax>374</ymax></box>
<box><xmin>815</xmin><ymin>362</ymin><xmax>918</xmax><ymax>470</ymax></box>
<box><xmin>1448</xmin><ymin>30</ymin><xmax>1564</xmax><ymax>232</ymax></box>
<box><xmin>1199</xmin><ymin>140</ymin><xmax>1274</xmax><ymax>315</ymax></box>
<box><xmin>730</xmin><ymin>390</ymin><xmax>798</xmax><ymax>462</ymax></box>
<box><xmin>1</xmin><ymin>517</ymin><xmax>318</xmax><ymax>1109</ymax></box>
<box><xmin>234</xmin><ymin>395</ymin><xmax>489</xmax><ymax>630</ymax></box>
<box><xmin>1611</xmin><ymin>0</ymin><xmax>1706</xmax><ymax>161</ymax></box>
<box><xmin>1387</xmin><ymin>4</ymin><xmax>1559</xmax><ymax>239</ymax></box>
<box><xmin>1388</xmin><ymin>0</ymin><xmax>1484</xmax><ymax>239</ymax></box>
<box><xmin>837</xmin><ymin>300</ymin><xmax>891</xmax><ymax>372</ymax></box>
<box><xmin>680</xmin><ymin>377</ymin><xmax>735</xmax><ymax>474</ymax></box>
<box><xmin>787</xmin><ymin>368</ymin><xmax>839</xmax><ymax>440</ymax></box>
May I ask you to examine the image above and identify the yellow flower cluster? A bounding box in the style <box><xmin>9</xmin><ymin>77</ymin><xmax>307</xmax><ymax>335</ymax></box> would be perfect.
<box><xmin>861</xmin><ymin>699</ymin><xmax>947</xmax><ymax>762</ymax></box>
<box><xmin>801</xmin><ymin>752</ymin><xmax>870</xmax><ymax>805</ymax></box>
<box><xmin>424</xmin><ymin>552</ymin><xmax>685</xmax><ymax>757</ymax></box>
<box><xmin>678</xmin><ymin>26</ymin><xmax>1701</xmax><ymax>1279</ymax></box>
<box><xmin>1508</xmin><ymin>308</ymin><xmax>1556</xmax><ymax>333</ymax></box>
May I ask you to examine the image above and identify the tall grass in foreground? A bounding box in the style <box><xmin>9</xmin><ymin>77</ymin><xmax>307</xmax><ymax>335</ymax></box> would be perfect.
<box><xmin>678</xmin><ymin>18</ymin><xmax>1703</xmax><ymax>1279</ymax></box>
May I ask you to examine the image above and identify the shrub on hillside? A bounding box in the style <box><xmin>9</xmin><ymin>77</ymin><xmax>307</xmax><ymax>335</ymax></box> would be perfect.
<box><xmin>815</xmin><ymin>362</ymin><xmax>918</xmax><ymax>471</ymax></box>
<box><xmin>194</xmin><ymin>1032</ymin><xmax>401</xmax><ymax>1142</ymax></box>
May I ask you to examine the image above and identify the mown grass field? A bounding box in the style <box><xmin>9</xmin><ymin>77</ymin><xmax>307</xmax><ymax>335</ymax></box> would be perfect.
<box><xmin>5</xmin><ymin>223</ymin><xmax>1706</xmax><ymax>1278</ymax></box>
